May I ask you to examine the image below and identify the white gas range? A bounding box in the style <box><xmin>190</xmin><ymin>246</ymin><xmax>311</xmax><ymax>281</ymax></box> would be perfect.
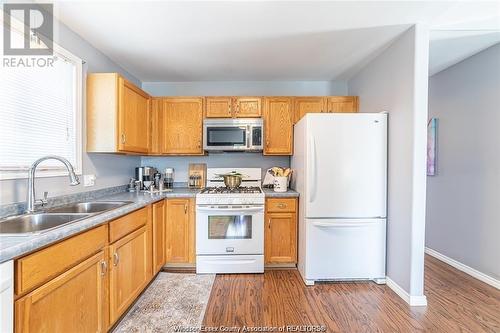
<box><xmin>196</xmin><ymin>168</ymin><xmax>265</xmax><ymax>274</ymax></box>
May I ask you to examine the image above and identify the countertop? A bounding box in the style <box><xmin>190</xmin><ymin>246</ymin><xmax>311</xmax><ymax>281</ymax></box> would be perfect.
<box><xmin>0</xmin><ymin>187</ymin><xmax>299</xmax><ymax>263</ymax></box>
<box><xmin>262</xmin><ymin>188</ymin><xmax>299</xmax><ymax>197</ymax></box>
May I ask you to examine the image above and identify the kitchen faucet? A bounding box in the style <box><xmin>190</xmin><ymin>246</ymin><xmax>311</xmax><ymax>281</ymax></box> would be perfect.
<box><xmin>26</xmin><ymin>155</ymin><xmax>80</xmax><ymax>213</ymax></box>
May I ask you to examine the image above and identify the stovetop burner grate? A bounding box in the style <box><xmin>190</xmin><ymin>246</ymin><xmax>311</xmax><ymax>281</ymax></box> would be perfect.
<box><xmin>199</xmin><ymin>186</ymin><xmax>262</xmax><ymax>194</ymax></box>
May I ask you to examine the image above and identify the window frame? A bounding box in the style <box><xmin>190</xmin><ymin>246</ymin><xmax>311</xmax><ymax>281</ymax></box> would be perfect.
<box><xmin>0</xmin><ymin>32</ymin><xmax>83</xmax><ymax>180</ymax></box>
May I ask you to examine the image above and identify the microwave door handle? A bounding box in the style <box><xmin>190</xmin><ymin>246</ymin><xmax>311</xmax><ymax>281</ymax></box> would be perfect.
<box><xmin>246</xmin><ymin>125</ymin><xmax>251</xmax><ymax>148</ymax></box>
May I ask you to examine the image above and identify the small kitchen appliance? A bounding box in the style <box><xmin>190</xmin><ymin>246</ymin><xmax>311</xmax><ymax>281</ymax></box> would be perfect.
<box><xmin>164</xmin><ymin>168</ymin><xmax>174</xmax><ymax>190</ymax></box>
<box><xmin>196</xmin><ymin>168</ymin><xmax>265</xmax><ymax>274</ymax></box>
<box><xmin>135</xmin><ymin>166</ymin><xmax>157</xmax><ymax>190</ymax></box>
<box><xmin>203</xmin><ymin>119</ymin><xmax>263</xmax><ymax>152</ymax></box>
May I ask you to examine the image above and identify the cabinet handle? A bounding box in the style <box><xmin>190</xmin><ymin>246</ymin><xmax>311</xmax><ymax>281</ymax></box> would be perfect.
<box><xmin>266</xmin><ymin>139</ymin><xmax>270</xmax><ymax>148</ymax></box>
<box><xmin>113</xmin><ymin>252</ymin><xmax>119</xmax><ymax>266</ymax></box>
<box><xmin>277</xmin><ymin>203</ymin><xmax>286</xmax><ymax>209</ymax></box>
<box><xmin>184</xmin><ymin>204</ymin><xmax>187</xmax><ymax>214</ymax></box>
<box><xmin>268</xmin><ymin>218</ymin><xmax>271</xmax><ymax>229</ymax></box>
<box><xmin>198</xmin><ymin>140</ymin><xmax>201</xmax><ymax>148</ymax></box>
<box><xmin>100</xmin><ymin>260</ymin><xmax>107</xmax><ymax>276</ymax></box>
<box><xmin>121</xmin><ymin>133</ymin><xmax>126</xmax><ymax>144</ymax></box>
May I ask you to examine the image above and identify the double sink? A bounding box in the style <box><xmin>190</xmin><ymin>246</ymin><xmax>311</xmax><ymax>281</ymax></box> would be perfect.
<box><xmin>0</xmin><ymin>201</ymin><xmax>133</xmax><ymax>236</ymax></box>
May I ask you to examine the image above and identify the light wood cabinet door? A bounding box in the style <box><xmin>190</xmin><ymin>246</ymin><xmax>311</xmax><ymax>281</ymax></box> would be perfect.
<box><xmin>205</xmin><ymin>97</ymin><xmax>233</xmax><ymax>118</ymax></box>
<box><xmin>165</xmin><ymin>198</ymin><xmax>195</xmax><ymax>264</ymax></box>
<box><xmin>293</xmin><ymin>97</ymin><xmax>325</xmax><ymax>123</ymax></box>
<box><xmin>150</xmin><ymin>98</ymin><xmax>164</xmax><ymax>154</ymax></box>
<box><xmin>163</xmin><ymin>98</ymin><xmax>204</xmax><ymax>155</ymax></box>
<box><xmin>153</xmin><ymin>200</ymin><xmax>166</xmax><ymax>274</ymax></box>
<box><xmin>109</xmin><ymin>225</ymin><xmax>152</xmax><ymax>324</ymax></box>
<box><xmin>265</xmin><ymin>212</ymin><xmax>297</xmax><ymax>264</ymax></box>
<box><xmin>263</xmin><ymin>97</ymin><xmax>294</xmax><ymax>155</ymax></box>
<box><xmin>15</xmin><ymin>251</ymin><xmax>108</xmax><ymax>333</ymax></box>
<box><xmin>326</xmin><ymin>96</ymin><xmax>359</xmax><ymax>113</ymax></box>
<box><xmin>118</xmin><ymin>77</ymin><xmax>150</xmax><ymax>153</ymax></box>
<box><xmin>234</xmin><ymin>97</ymin><xmax>262</xmax><ymax>118</ymax></box>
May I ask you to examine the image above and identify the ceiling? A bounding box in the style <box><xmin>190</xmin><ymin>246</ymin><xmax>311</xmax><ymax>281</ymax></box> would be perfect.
<box><xmin>51</xmin><ymin>1</ymin><xmax>500</xmax><ymax>82</ymax></box>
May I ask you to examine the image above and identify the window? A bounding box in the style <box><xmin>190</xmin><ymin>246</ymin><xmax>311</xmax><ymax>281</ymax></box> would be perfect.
<box><xmin>0</xmin><ymin>31</ymin><xmax>83</xmax><ymax>180</ymax></box>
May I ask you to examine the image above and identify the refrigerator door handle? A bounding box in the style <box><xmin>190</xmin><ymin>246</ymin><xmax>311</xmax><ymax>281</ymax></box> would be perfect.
<box><xmin>312</xmin><ymin>221</ymin><xmax>374</xmax><ymax>228</ymax></box>
<box><xmin>309</xmin><ymin>135</ymin><xmax>317</xmax><ymax>203</ymax></box>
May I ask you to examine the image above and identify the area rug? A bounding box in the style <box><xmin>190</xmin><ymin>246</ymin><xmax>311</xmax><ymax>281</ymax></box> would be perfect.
<box><xmin>113</xmin><ymin>272</ymin><xmax>215</xmax><ymax>333</ymax></box>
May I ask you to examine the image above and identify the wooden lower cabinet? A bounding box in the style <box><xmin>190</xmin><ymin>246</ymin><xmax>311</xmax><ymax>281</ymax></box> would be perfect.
<box><xmin>165</xmin><ymin>198</ymin><xmax>195</xmax><ymax>264</ymax></box>
<box><xmin>15</xmin><ymin>251</ymin><xmax>108</xmax><ymax>333</ymax></box>
<box><xmin>152</xmin><ymin>200</ymin><xmax>167</xmax><ymax>273</ymax></box>
<box><xmin>109</xmin><ymin>225</ymin><xmax>153</xmax><ymax>325</ymax></box>
<box><xmin>264</xmin><ymin>198</ymin><xmax>298</xmax><ymax>264</ymax></box>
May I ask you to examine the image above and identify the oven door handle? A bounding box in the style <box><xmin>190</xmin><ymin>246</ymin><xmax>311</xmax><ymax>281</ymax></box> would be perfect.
<box><xmin>197</xmin><ymin>206</ymin><xmax>264</xmax><ymax>213</ymax></box>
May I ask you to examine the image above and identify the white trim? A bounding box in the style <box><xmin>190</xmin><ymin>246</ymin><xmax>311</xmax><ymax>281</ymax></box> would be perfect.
<box><xmin>386</xmin><ymin>277</ymin><xmax>428</xmax><ymax>306</ymax></box>
<box><xmin>425</xmin><ymin>247</ymin><xmax>500</xmax><ymax>290</ymax></box>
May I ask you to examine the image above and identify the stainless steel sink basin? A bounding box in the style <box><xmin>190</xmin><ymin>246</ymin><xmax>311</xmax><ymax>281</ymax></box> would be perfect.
<box><xmin>48</xmin><ymin>201</ymin><xmax>132</xmax><ymax>214</ymax></box>
<box><xmin>0</xmin><ymin>213</ymin><xmax>91</xmax><ymax>235</ymax></box>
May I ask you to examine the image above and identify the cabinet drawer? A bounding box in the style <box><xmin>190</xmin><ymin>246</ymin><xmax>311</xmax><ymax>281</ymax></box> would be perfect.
<box><xmin>109</xmin><ymin>206</ymin><xmax>150</xmax><ymax>243</ymax></box>
<box><xmin>15</xmin><ymin>225</ymin><xmax>107</xmax><ymax>296</ymax></box>
<box><xmin>266</xmin><ymin>198</ymin><xmax>297</xmax><ymax>213</ymax></box>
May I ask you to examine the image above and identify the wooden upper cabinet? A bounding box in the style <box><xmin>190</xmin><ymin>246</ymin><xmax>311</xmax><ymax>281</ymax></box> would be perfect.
<box><xmin>15</xmin><ymin>251</ymin><xmax>108</xmax><ymax>333</ymax></box>
<box><xmin>205</xmin><ymin>97</ymin><xmax>262</xmax><ymax>118</ymax></box>
<box><xmin>87</xmin><ymin>73</ymin><xmax>150</xmax><ymax>154</ymax></box>
<box><xmin>150</xmin><ymin>98</ymin><xmax>164</xmax><ymax>154</ymax></box>
<box><xmin>165</xmin><ymin>198</ymin><xmax>195</xmax><ymax>264</ymax></box>
<box><xmin>293</xmin><ymin>97</ymin><xmax>325</xmax><ymax>123</ymax></box>
<box><xmin>263</xmin><ymin>97</ymin><xmax>294</xmax><ymax>155</ymax></box>
<box><xmin>152</xmin><ymin>200</ymin><xmax>166</xmax><ymax>274</ymax></box>
<box><xmin>163</xmin><ymin>98</ymin><xmax>204</xmax><ymax>155</ymax></box>
<box><xmin>326</xmin><ymin>96</ymin><xmax>359</xmax><ymax>113</ymax></box>
<box><xmin>234</xmin><ymin>97</ymin><xmax>262</xmax><ymax>117</ymax></box>
<box><xmin>205</xmin><ymin>97</ymin><xmax>233</xmax><ymax>118</ymax></box>
<box><xmin>118</xmin><ymin>78</ymin><xmax>150</xmax><ymax>153</ymax></box>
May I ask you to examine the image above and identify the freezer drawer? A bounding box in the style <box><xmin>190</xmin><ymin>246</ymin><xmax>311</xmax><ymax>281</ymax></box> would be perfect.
<box><xmin>301</xmin><ymin>218</ymin><xmax>386</xmax><ymax>282</ymax></box>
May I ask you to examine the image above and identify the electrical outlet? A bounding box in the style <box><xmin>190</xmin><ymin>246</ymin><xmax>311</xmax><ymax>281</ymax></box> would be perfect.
<box><xmin>83</xmin><ymin>174</ymin><xmax>96</xmax><ymax>187</ymax></box>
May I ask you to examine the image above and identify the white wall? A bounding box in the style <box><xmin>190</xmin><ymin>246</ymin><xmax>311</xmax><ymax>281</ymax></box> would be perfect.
<box><xmin>348</xmin><ymin>25</ymin><xmax>429</xmax><ymax>301</ymax></box>
<box><xmin>142</xmin><ymin>80</ymin><xmax>347</xmax><ymax>96</ymax></box>
<box><xmin>0</xmin><ymin>15</ymin><xmax>141</xmax><ymax>205</ymax></box>
<box><xmin>426</xmin><ymin>43</ymin><xmax>500</xmax><ymax>281</ymax></box>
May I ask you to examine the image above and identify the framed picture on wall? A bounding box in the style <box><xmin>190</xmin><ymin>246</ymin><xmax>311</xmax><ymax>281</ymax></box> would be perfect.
<box><xmin>427</xmin><ymin>118</ymin><xmax>438</xmax><ymax>176</ymax></box>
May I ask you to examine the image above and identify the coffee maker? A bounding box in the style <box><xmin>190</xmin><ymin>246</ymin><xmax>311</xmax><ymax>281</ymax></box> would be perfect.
<box><xmin>135</xmin><ymin>166</ymin><xmax>157</xmax><ymax>190</ymax></box>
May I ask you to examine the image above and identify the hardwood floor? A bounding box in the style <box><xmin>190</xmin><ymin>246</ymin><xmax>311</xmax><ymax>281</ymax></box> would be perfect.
<box><xmin>202</xmin><ymin>255</ymin><xmax>500</xmax><ymax>332</ymax></box>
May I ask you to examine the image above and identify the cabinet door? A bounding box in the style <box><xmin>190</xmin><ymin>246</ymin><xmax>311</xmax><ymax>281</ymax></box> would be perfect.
<box><xmin>118</xmin><ymin>78</ymin><xmax>150</xmax><ymax>153</ymax></box>
<box><xmin>150</xmin><ymin>98</ymin><xmax>164</xmax><ymax>154</ymax></box>
<box><xmin>265</xmin><ymin>212</ymin><xmax>297</xmax><ymax>264</ymax></box>
<box><xmin>293</xmin><ymin>97</ymin><xmax>325</xmax><ymax>123</ymax></box>
<box><xmin>153</xmin><ymin>200</ymin><xmax>166</xmax><ymax>274</ymax></box>
<box><xmin>109</xmin><ymin>226</ymin><xmax>152</xmax><ymax>324</ymax></box>
<box><xmin>263</xmin><ymin>97</ymin><xmax>294</xmax><ymax>155</ymax></box>
<box><xmin>234</xmin><ymin>97</ymin><xmax>262</xmax><ymax>118</ymax></box>
<box><xmin>15</xmin><ymin>251</ymin><xmax>108</xmax><ymax>333</ymax></box>
<box><xmin>165</xmin><ymin>198</ymin><xmax>195</xmax><ymax>264</ymax></box>
<box><xmin>163</xmin><ymin>98</ymin><xmax>204</xmax><ymax>155</ymax></box>
<box><xmin>327</xmin><ymin>96</ymin><xmax>359</xmax><ymax>113</ymax></box>
<box><xmin>206</xmin><ymin>97</ymin><xmax>233</xmax><ymax>118</ymax></box>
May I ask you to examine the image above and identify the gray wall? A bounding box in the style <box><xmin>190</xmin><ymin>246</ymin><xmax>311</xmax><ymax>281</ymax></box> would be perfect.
<box><xmin>142</xmin><ymin>80</ymin><xmax>348</xmax><ymax>96</ymax></box>
<box><xmin>349</xmin><ymin>25</ymin><xmax>429</xmax><ymax>298</ymax></box>
<box><xmin>0</xmin><ymin>15</ymin><xmax>141</xmax><ymax>205</ymax></box>
<box><xmin>426</xmin><ymin>43</ymin><xmax>500</xmax><ymax>281</ymax></box>
<box><xmin>142</xmin><ymin>154</ymin><xmax>289</xmax><ymax>183</ymax></box>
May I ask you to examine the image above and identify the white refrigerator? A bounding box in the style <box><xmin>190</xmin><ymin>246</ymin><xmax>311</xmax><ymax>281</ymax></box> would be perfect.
<box><xmin>291</xmin><ymin>113</ymin><xmax>387</xmax><ymax>286</ymax></box>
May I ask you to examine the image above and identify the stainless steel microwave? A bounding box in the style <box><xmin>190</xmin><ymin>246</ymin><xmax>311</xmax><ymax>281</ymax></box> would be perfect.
<box><xmin>203</xmin><ymin>118</ymin><xmax>263</xmax><ymax>152</ymax></box>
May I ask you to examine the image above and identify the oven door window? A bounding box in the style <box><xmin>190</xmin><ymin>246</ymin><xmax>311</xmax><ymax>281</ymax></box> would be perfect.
<box><xmin>207</xmin><ymin>127</ymin><xmax>246</xmax><ymax>146</ymax></box>
<box><xmin>208</xmin><ymin>215</ymin><xmax>252</xmax><ymax>239</ymax></box>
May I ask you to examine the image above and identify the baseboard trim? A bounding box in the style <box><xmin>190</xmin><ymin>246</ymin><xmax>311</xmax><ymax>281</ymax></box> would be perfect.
<box><xmin>386</xmin><ymin>277</ymin><xmax>427</xmax><ymax>306</ymax></box>
<box><xmin>425</xmin><ymin>247</ymin><xmax>500</xmax><ymax>290</ymax></box>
